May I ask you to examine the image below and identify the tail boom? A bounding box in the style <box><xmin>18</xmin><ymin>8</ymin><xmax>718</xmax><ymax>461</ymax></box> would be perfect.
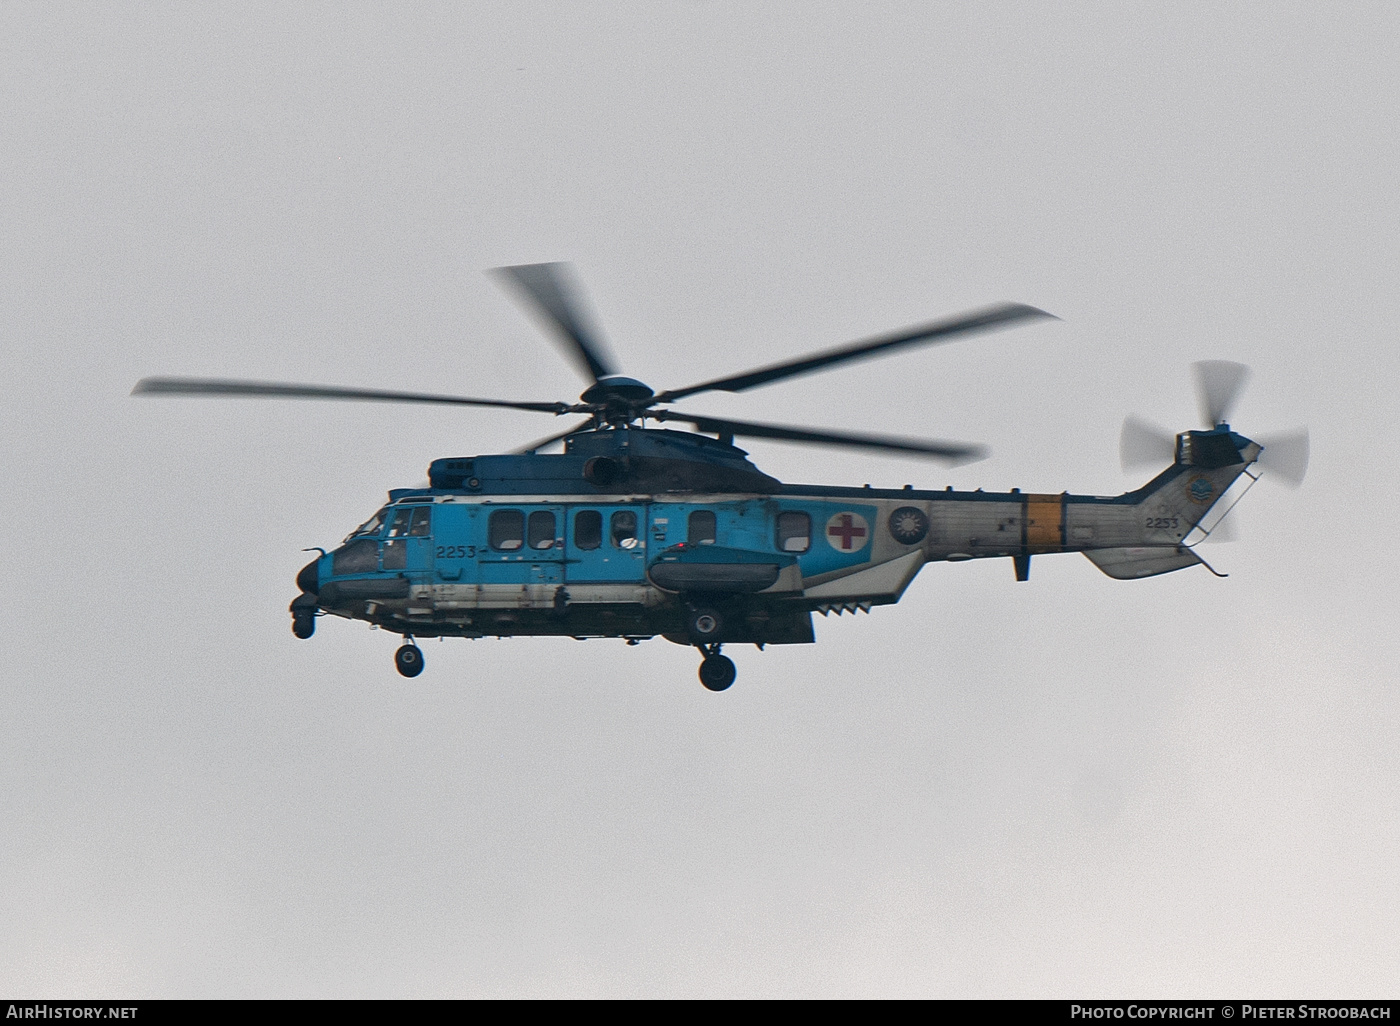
<box><xmin>773</xmin><ymin>428</ymin><xmax>1260</xmax><ymax>598</ymax></box>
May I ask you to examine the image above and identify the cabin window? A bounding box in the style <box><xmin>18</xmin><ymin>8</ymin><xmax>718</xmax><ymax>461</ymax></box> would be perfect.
<box><xmin>488</xmin><ymin>509</ymin><xmax>525</xmax><ymax>551</ymax></box>
<box><xmin>688</xmin><ymin>510</ymin><xmax>716</xmax><ymax>544</ymax></box>
<box><xmin>611</xmin><ymin>510</ymin><xmax>638</xmax><ymax>549</ymax></box>
<box><xmin>350</xmin><ymin>508</ymin><xmax>388</xmax><ymax>539</ymax></box>
<box><xmin>776</xmin><ymin>511</ymin><xmax>811</xmax><ymax>553</ymax></box>
<box><xmin>332</xmin><ymin>538</ymin><xmax>380</xmax><ymax>575</ymax></box>
<box><xmin>382</xmin><ymin>539</ymin><xmax>406</xmax><ymax>570</ymax></box>
<box><xmin>528</xmin><ymin>510</ymin><xmax>557</xmax><ymax>550</ymax></box>
<box><xmin>574</xmin><ymin>510</ymin><xmax>602</xmax><ymax>550</ymax></box>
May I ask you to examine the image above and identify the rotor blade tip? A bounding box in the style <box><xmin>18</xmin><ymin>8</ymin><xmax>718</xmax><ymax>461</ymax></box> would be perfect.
<box><xmin>131</xmin><ymin>377</ymin><xmax>170</xmax><ymax>396</ymax></box>
<box><xmin>1256</xmin><ymin>428</ymin><xmax>1309</xmax><ymax>487</ymax></box>
<box><xmin>951</xmin><ymin>447</ymin><xmax>991</xmax><ymax>467</ymax></box>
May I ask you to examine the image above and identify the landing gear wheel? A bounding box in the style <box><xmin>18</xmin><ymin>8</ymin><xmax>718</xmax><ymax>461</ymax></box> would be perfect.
<box><xmin>395</xmin><ymin>644</ymin><xmax>424</xmax><ymax>678</ymax></box>
<box><xmin>291</xmin><ymin>609</ymin><xmax>315</xmax><ymax>639</ymax></box>
<box><xmin>698</xmin><ymin>654</ymin><xmax>736</xmax><ymax>692</ymax></box>
<box><xmin>686</xmin><ymin>606</ymin><xmax>724</xmax><ymax>644</ymax></box>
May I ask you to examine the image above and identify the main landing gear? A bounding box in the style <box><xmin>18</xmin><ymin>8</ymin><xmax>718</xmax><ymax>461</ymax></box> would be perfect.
<box><xmin>395</xmin><ymin>641</ymin><xmax>424</xmax><ymax>678</ymax></box>
<box><xmin>696</xmin><ymin>644</ymin><xmax>736</xmax><ymax>692</ymax></box>
<box><xmin>686</xmin><ymin>605</ymin><xmax>724</xmax><ymax>645</ymax></box>
<box><xmin>685</xmin><ymin>602</ymin><xmax>735</xmax><ymax>691</ymax></box>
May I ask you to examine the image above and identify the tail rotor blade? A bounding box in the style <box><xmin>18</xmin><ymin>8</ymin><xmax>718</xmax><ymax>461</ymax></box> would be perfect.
<box><xmin>1120</xmin><ymin>416</ymin><xmax>1176</xmax><ymax>472</ymax></box>
<box><xmin>1255</xmin><ymin>427</ymin><xmax>1310</xmax><ymax>486</ymax></box>
<box><xmin>1193</xmin><ymin>360</ymin><xmax>1249</xmax><ymax>427</ymax></box>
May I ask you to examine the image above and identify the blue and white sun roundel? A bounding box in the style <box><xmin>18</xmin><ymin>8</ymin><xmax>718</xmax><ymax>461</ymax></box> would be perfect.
<box><xmin>887</xmin><ymin>506</ymin><xmax>929</xmax><ymax>545</ymax></box>
<box><xmin>824</xmin><ymin>511</ymin><xmax>870</xmax><ymax>552</ymax></box>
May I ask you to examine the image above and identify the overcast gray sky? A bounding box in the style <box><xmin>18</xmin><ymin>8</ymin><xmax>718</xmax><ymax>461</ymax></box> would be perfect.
<box><xmin>2</xmin><ymin>1</ymin><xmax>1397</xmax><ymax>998</ymax></box>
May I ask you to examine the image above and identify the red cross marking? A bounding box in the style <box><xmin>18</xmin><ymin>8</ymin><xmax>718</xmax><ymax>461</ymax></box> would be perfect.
<box><xmin>827</xmin><ymin>514</ymin><xmax>867</xmax><ymax>550</ymax></box>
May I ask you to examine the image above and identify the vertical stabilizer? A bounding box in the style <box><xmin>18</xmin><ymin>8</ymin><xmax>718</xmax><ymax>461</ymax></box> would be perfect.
<box><xmin>1083</xmin><ymin>427</ymin><xmax>1259</xmax><ymax>579</ymax></box>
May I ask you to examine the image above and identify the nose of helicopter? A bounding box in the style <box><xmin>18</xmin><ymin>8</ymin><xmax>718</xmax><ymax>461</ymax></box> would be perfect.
<box><xmin>296</xmin><ymin>556</ymin><xmax>320</xmax><ymax>595</ymax></box>
<box><xmin>291</xmin><ymin>557</ymin><xmax>320</xmax><ymax>639</ymax></box>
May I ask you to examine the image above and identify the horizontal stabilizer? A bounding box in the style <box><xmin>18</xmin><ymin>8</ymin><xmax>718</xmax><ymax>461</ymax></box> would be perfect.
<box><xmin>1084</xmin><ymin>546</ymin><xmax>1204</xmax><ymax>580</ymax></box>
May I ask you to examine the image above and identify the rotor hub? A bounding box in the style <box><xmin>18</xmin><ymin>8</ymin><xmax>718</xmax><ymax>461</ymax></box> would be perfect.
<box><xmin>580</xmin><ymin>375</ymin><xmax>655</xmax><ymax>406</ymax></box>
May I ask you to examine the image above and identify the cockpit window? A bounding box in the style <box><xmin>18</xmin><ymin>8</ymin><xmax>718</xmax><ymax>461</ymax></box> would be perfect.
<box><xmin>386</xmin><ymin>506</ymin><xmax>431</xmax><ymax>538</ymax></box>
<box><xmin>386</xmin><ymin>509</ymin><xmax>413</xmax><ymax>538</ymax></box>
<box><xmin>333</xmin><ymin>538</ymin><xmax>380</xmax><ymax>575</ymax></box>
<box><xmin>350</xmin><ymin>508</ymin><xmax>389</xmax><ymax>539</ymax></box>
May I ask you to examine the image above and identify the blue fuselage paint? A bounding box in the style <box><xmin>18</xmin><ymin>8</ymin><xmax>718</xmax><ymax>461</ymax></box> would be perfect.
<box><xmin>322</xmin><ymin>496</ymin><xmax>882</xmax><ymax>591</ymax></box>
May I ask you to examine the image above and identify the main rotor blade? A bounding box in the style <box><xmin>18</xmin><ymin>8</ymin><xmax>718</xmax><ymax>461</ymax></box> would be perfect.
<box><xmin>652</xmin><ymin>409</ymin><xmax>987</xmax><ymax>464</ymax></box>
<box><xmin>1120</xmin><ymin>415</ymin><xmax>1176</xmax><ymax>472</ymax></box>
<box><xmin>653</xmin><ymin>302</ymin><xmax>1056</xmax><ymax>404</ymax></box>
<box><xmin>513</xmin><ymin>418</ymin><xmax>596</xmax><ymax>454</ymax></box>
<box><xmin>1254</xmin><ymin>427</ymin><xmax>1309</xmax><ymax>487</ymax></box>
<box><xmin>132</xmin><ymin>377</ymin><xmax>571</xmax><ymax>414</ymax></box>
<box><xmin>490</xmin><ymin>263</ymin><xmax>618</xmax><ymax>383</ymax></box>
<box><xmin>1193</xmin><ymin>360</ymin><xmax>1249</xmax><ymax>427</ymax></box>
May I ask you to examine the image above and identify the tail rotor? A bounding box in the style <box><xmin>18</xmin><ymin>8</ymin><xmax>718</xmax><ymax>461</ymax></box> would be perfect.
<box><xmin>1193</xmin><ymin>360</ymin><xmax>1250</xmax><ymax>427</ymax></box>
<box><xmin>1119</xmin><ymin>415</ymin><xmax>1176</xmax><ymax>473</ymax></box>
<box><xmin>1254</xmin><ymin>428</ymin><xmax>1310</xmax><ymax>487</ymax></box>
<box><xmin>1119</xmin><ymin>361</ymin><xmax>1310</xmax><ymax>487</ymax></box>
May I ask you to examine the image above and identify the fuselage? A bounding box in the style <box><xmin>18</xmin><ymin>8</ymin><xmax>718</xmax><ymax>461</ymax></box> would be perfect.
<box><xmin>293</xmin><ymin>425</ymin><xmax>1259</xmax><ymax>647</ymax></box>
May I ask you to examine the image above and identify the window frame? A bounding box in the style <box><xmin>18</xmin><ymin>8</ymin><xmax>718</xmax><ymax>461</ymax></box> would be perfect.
<box><xmin>386</xmin><ymin>508</ymin><xmax>414</xmax><ymax>538</ymax></box>
<box><xmin>610</xmin><ymin>510</ymin><xmax>639</xmax><ymax>549</ymax></box>
<box><xmin>687</xmin><ymin>509</ymin><xmax>717</xmax><ymax>545</ymax></box>
<box><xmin>573</xmin><ymin>509</ymin><xmax>603</xmax><ymax>551</ymax></box>
<box><xmin>775</xmin><ymin>511</ymin><xmax>812</xmax><ymax>553</ymax></box>
<box><xmin>527</xmin><ymin>510</ymin><xmax>557</xmax><ymax>550</ymax></box>
<box><xmin>349</xmin><ymin>507</ymin><xmax>389</xmax><ymax>540</ymax></box>
<box><xmin>332</xmin><ymin>537</ymin><xmax>381</xmax><ymax>575</ymax></box>
<box><xmin>382</xmin><ymin>539</ymin><xmax>407</xmax><ymax>570</ymax></box>
<box><xmin>488</xmin><ymin>509</ymin><xmax>526</xmax><ymax>552</ymax></box>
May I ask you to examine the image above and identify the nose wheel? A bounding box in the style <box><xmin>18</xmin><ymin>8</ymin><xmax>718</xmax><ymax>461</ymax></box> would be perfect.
<box><xmin>696</xmin><ymin>644</ymin><xmax>736</xmax><ymax>692</ymax></box>
<box><xmin>395</xmin><ymin>642</ymin><xmax>425</xmax><ymax>678</ymax></box>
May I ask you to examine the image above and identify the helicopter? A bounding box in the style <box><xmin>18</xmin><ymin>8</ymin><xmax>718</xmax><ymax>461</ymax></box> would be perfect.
<box><xmin>133</xmin><ymin>263</ymin><xmax>1309</xmax><ymax>690</ymax></box>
